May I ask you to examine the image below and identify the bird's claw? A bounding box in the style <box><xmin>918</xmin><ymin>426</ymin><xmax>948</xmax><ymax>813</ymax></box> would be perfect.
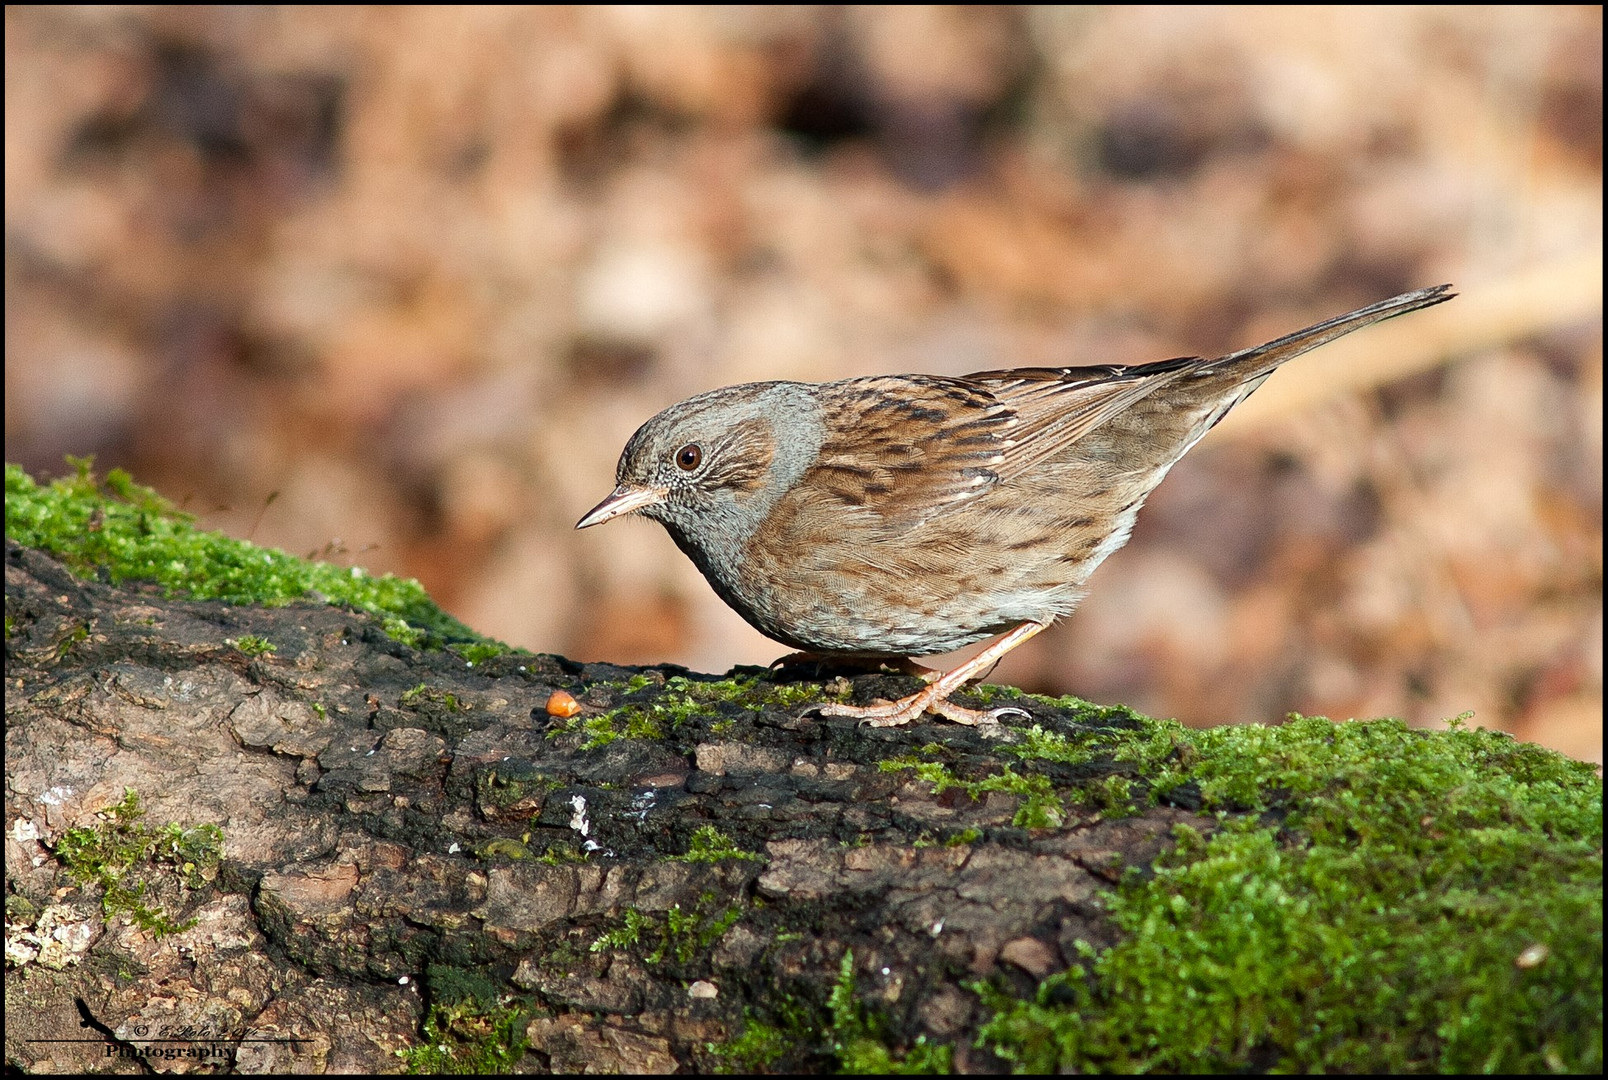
<box><xmin>808</xmin><ymin>695</ymin><xmax>1026</xmax><ymax>728</ymax></box>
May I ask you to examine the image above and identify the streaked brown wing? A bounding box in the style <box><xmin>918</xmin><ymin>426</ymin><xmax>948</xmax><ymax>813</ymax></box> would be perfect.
<box><xmin>962</xmin><ymin>357</ymin><xmax>1202</xmax><ymax>478</ymax></box>
<box><xmin>807</xmin><ymin>375</ymin><xmax>1020</xmax><ymax>528</ymax></box>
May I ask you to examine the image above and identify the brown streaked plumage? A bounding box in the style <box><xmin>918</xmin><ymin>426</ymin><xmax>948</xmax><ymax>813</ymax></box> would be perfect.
<box><xmin>578</xmin><ymin>285</ymin><xmax>1455</xmax><ymax>726</ymax></box>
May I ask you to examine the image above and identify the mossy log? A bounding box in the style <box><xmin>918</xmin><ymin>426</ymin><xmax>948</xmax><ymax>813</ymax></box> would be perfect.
<box><xmin>4</xmin><ymin>464</ymin><xmax>1601</xmax><ymax>1073</ymax></box>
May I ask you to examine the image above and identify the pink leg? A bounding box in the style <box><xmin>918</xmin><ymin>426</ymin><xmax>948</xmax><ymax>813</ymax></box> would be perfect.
<box><xmin>815</xmin><ymin>621</ymin><xmax>1048</xmax><ymax>727</ymax></box>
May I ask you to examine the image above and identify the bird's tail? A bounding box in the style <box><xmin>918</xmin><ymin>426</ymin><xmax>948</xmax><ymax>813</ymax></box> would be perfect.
<box><xmin>1209</xmin><ymin>283</ymin><xmax>1456</xmax><ymax>382</ymax></box>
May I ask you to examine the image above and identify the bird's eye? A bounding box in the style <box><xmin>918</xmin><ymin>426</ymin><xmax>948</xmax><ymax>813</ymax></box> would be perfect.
<box><xmin>675</xmin><ymin>444</ymin><xmax>703</xmax><ymax>471</ymax></box>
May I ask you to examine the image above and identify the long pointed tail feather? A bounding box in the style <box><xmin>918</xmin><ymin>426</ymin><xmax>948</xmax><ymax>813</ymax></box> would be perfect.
<box><xmin>1211</xmin><ymin>284</ymin><xmax>1456</xmax><ymax>380</ymax></box>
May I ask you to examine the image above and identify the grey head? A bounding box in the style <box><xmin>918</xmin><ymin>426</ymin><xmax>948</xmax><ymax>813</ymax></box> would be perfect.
<box><xmin>576</xmin><ymin>380</ymin><xmax>826</xmax><ymax>577</ymax></box>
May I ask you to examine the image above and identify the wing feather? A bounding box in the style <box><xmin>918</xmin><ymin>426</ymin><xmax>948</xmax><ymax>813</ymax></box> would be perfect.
<box><xmin>798</xmin><ymin>283</ymin><xmax>1457</xmax><ymax>531</ymax></box>
<box><xmin>806</xmin><ymin>376</ymin><xmax>1015</xmax><ymax>528</ymax></box>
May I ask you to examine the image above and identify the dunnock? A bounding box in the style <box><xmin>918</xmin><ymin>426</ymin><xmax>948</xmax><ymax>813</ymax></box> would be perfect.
<box><xmin>578</xmin><ymin>285</ymin><xmax>1454</xmax><ymax>726</ymax></box>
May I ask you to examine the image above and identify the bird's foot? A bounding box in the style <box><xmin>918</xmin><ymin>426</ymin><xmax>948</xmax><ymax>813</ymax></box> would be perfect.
<box><xmin>814</xmin><ymin>687</ymin><xmax>1029</xmax><ymax>728</ymax></box>
<box><xmin>802</xmin><ymin>622</ymin><xmax>1050</xmax><ymax>727</ymax></box>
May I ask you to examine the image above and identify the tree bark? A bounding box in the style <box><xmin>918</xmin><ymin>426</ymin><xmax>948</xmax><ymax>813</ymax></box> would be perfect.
<box><xmin>6</xmin><ymin>540</ymin><xmax>1206</xmax><ymax>1072</ymax></box>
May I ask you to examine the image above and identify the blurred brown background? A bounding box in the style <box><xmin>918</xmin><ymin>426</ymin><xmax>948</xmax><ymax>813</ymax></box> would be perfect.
<box><xmin>6</xmin><ymin>7</ymin><xmax>1601</xmax><ymax>762</ymax></box>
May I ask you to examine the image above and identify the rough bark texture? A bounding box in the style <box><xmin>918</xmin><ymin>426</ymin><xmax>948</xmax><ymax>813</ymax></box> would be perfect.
<box><xmin>5</xmin><ymin>540</ymin><xmax>1210</xmax><ymax>1073</ymax></box>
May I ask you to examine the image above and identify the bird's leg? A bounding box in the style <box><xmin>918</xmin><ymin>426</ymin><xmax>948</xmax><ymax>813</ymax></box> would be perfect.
<box><xmin>814</xmin><ymin>621</ymin><xmax>1048</xmax><ymax>727</ymax></box>
<box><xmin>770</xmin><ymin>652</ymin><xmax>943</xmax><ymax>683</ymax></box>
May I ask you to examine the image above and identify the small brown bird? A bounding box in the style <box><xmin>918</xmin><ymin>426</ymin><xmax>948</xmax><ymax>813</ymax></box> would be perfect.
<box><xmin>578</xmin><ymin>285</ymin><xmax>1454</xmax><ymax>726</ymax></box>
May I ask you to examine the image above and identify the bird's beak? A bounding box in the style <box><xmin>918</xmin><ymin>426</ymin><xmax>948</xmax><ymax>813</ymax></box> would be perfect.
<box><xmin>575</xmin><ymin>484</ymin><xmax>669</xmax><ymax>529</ymax></box>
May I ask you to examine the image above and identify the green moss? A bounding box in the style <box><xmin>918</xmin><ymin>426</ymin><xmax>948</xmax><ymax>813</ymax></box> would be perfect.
<box><xmin>707</xmin><ymin>1013</ymin><xmax>791</xmax><ymax>1072</ymax></box>
<box><xmin>966</xmin><ymin>682</ymin><xmax>1024</xmax><ymax>706</ymax></box>
<box><xmin>52</xmin><ymin>789</ymin><xmax>224</xmax><ymax>939</ymax></box>
<box><xmin>660</xmin><ymin>900</ymin><xmax>743</xmax><ymax>966</ymax></box>
<box><xmin>532</xmin><ymin>844</ymin><xmax>590</xmax><ymax>866</ymax></box>
<box><xmin>882</xmin><ymin>716</ymin><xmax>1167</xmax><ymax>827</ymax></box>
<box><xmin>704</xmin><ymin>991</ymin><xmax>828</xmax><ymax>1073</ymax></box>
<box><xmin>879</xmin><ymin>756</ymin><xmax>1067</xmax><ymax>829</ymax></box>
<box><xmin>450</xmin><ymin>641</ymin><xmax>514</xmax><ymax>666</ymax></box>
<box><xmin>591</xmin><ymin>908</ymin><xmax>650</xmax><ymax>953</ymax></box>
<box><xmin>665</xmin><ymin>673</ymin><xmax>790</xmax><ymax>711</ymax></box>
<box><xmin>566</xmin><ymin>706</ymin><xmax>663</xmax><ymax>748</ymax></box>
<box><xmin>401</xmin><ymin>683</ymin><xmax>464</xmax><ymax>713</ymax></box>
<box><xmin>1006</xmin><ymin>721</ymin><xmax>1100</xmax><ymax>765</ymax></box>
<box><xmin>5</xmin><ymin>460</ymin><xmax>489</xmax><ymax>650</ymax></box>
<box><xmin>974</xmin><ymin>715</ymin><xmax>1603</xmax><ymax>1073</ymax></box>
<box><xmin>226</xmin><ymin>634</ymin><xmax>275</xmax><ymax>657</ymax></box>
<box><xmin>383</xmin><ymin>617</ymin><xmax>429</xmax><ymax>650</ymax></box>
<box><xmin>564</xmin><ymin>675</ymin><xmax>743</xmax><ymax>746</ymax></box>
<box><xmin>763</xmin><ymin>680</ymin><xmax>836</xmax><ymax>707</ymax></box>
<box><xmin>669</xmin><ymin>825</ymin><xmax>765</xmax><ymax>864</ymax></box>
<box><xmin>830</xmin><ymin>950</ymin><xmax>953</xmax><ymax>1074</ymax></box>
<box><xmin>590</xmin><ymin>895</ymin><xmax>744</xmax><ymax>966</ymax></box>
<box><xmin>474</xmin><ymin>838</ymin><xmax>531</xmax><ymax>861</ymax></box>
<box><xmin>551</xmin><ymin>672</ymin><xmax>851</xmax><ymax>748</ymax></box>
<box><xmin>401</xmin><ymin>965</ymin><xmax>531</xmax><ymax>1074</ymax></box>
<box><xmin>1074</xmin><ymin>774</ymin><xmax>1138</xmax><ymax>817</ymax></box>
<box><xmin>880</xmin><ymin>711</ymin><xmax>1599</xmax><ymax>1071</ymax></box>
